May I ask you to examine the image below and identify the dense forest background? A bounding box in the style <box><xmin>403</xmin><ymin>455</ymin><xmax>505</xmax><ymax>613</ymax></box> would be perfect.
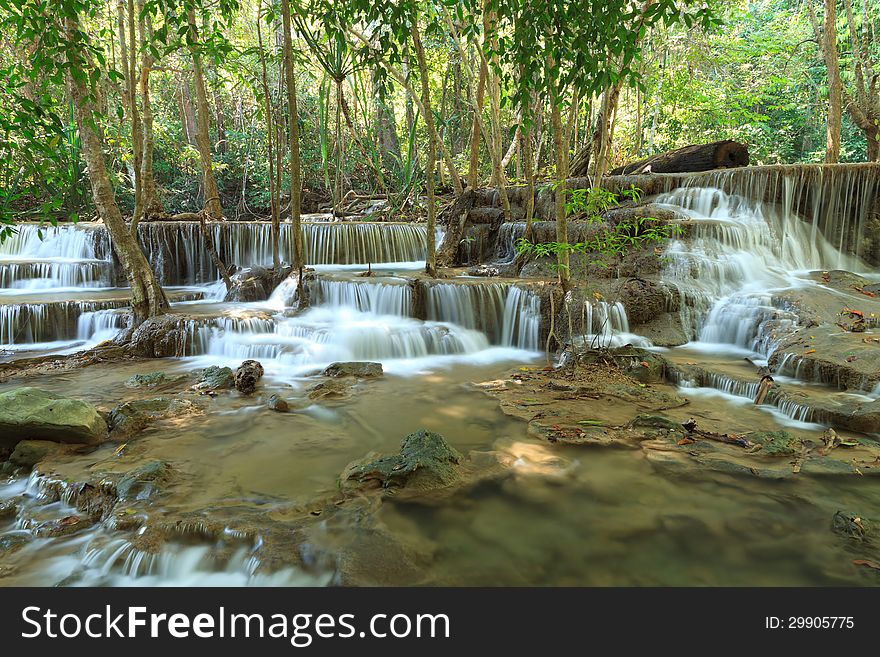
<box><xmin>0</xmin><ymin>0</ymin><xmax>878</xmax><ymax>226</ymax></box>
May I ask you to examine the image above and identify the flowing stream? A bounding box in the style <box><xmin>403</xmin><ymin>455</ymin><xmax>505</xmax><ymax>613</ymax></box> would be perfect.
<box><xmin>2</xmin><ymin>169</ymin><xmax>880</xmax><ymax>585</ymax></box>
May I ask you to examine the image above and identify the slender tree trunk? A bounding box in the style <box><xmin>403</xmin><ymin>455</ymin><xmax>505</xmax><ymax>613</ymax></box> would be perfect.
<box><xmin>126</xmin><ymin>0</ymin><xmax>142</xmax><ymax>227</ymax></box>
<box><xmin>373</xmin><ymin>65</ymin><xmax>402</xmax><ymax>175</ymax></box>
<box><xmin>257</xmin><ymin>0</ymin><xmax>281</xmax><ymax>269</ymax></box>
<box><xmin>187</xmin><ymin>9</ymin><xmax>223</xmax><ymax>219</ymax></box>
<box><xmin>468</xmin><ymin>53</ymin><xmax>487</xmax><ymax>188</ymax></box>
<box><xmin>65</xmin><ymin>18</ymin><xmax>168</xmax><ymax>323</ymax></box>
<box><xmin>138</xmin><ymin>4</ymin><xmax>164</xmax><ymax>219</ymax></box>
<box><xmin>549</xmin><ymin>80</ymin><xmax>570</xmax><ymax>287</ymax></box>
<box><xmin>178</xmin><ymin>79</ymin><xmax>199</xmax><ymax>147</ymax></box>
<box><xmin>412</xmin><ymin>20</ymin><xmax>437</xmax><ymax>277</ymax></box>
<box><xmin>280</xmin><ymin>0</ymin><xmax>304</xmax><ymax>270</ymax></box>
<box><xmin>823</xmin><ymin>0</ymin><xmax>843</xmax><ymax>162</ymax></box>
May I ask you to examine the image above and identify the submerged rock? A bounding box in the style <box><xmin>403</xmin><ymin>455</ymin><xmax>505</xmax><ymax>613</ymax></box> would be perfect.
<box><xmin>108</xmin><ymin>397</ymin><xmax>203</xmax><ymax>438</ymax></box>
<box><xmin>0</xmin><ymin>388</ymin><xmax>107</xmax><ymax>447</ymax></box>
<box><xmin>234</xmin><ymin>360</ymin><xmax>265</xmax><ymax>394</ymax></box>
<box><xmin>267</xmin><ymin>394</ymin><xmax>289</xmax><ymax>412</ymax></box>
<box><xmin>9</xmin><ymin>440</ymin><xmax>64</xmax><ymax>469</ymax></box>
<box><xmin>343</xmin><ymin>429</ymin><xmax>463</xmax><ymax>496</ymax></box>
<box><xmin>308</xmin><ymin>379</ymin><xmax>353</xmax><ymax>401</ymax></box>
<box><xmin>322</xmin><ymin>362</ymin><xmax>384</xmax><ymax>378</ymax></box>
<box><xmin>124</xmin><ymin>372</ymin><xmax>187</xmax><ymax>390</ymax></box>
<box><xmin>0</xmin><ymin>532</ymin><xmax>32</xmax><ymax>555</ymax></box>
<box><xmin>116</xmin><ymin>460</ymin><xmax>172</xmax><ymax>500</ymax></box>
<box><xmin>195</xmin><ymin>365</ymin><xmax>235</xmax><ymax>391</ymax></box>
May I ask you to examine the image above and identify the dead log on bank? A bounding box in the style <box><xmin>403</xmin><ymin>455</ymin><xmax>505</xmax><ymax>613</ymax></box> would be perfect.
<box><xmin>601</xmin><ymin>140</ymin><xmax>750</xmax><ymax>176</ymax></box>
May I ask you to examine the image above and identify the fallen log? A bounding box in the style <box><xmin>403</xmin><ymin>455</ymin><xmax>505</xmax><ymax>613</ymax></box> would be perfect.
<box><xmin>572</xmin><ymin>140</ymin><xmax>749</xmax><ymax>177</ymax></box>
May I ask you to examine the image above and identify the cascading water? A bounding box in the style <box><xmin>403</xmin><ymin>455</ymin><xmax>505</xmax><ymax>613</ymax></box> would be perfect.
<box><xmin>656</xmin><ymin>173</ymin><xmax>880</xmax><ymax>426</ymax></box>
<box><xmin>658</xmin><ymin>186</ymin><xmax>863</xmax><ymax>353</ymax></box>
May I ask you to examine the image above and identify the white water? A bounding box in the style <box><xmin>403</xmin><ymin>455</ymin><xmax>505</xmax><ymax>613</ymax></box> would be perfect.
<box><xmin>657</xmin><ymin>183</ymin><xmax>878</xmax><ymax>423</ymax></box>
<box><xmin>657</xmin><ymin>186</ymin><xmax>864</xmax><ymax>354</ymax></box>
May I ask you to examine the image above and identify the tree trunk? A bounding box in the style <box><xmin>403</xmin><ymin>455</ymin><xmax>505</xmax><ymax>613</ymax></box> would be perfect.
<box><xmin>373</xmin><ymin>65</ymin><xmax>402</xmax><ymax>176</ymax></box>
<box><xmin>606</xmin><ymin>140</ymin><xmax>750</xmax><ymax>176</ymax></box>
<box><xmin>65</xmin><ymin>18</ymin><xmax>168</xmax><ymax>323</ymax></box>
<box><xmin>549</xmin><ymin>81</ymin><xmax>570</xmax><ymax>287</ymax></box>
<box><xmin>126</xmin><ymin>0</ymin><xmax>143</xmax><ymax>226</ymax></box>
<box><xmin>257</xmin><ymin>0</ymin><xmax>281</xmax><ymax>269</ymax></box>
<box><xmin>435</xmin><ymin>187</ymin><xmax>476</xmax><ymax>267</ymax></box>
<box><xmin>467</xmin><ymin>54</ymin><xmax>487</xmax><ymax>189</ymax></box>
<box><xmin>138</xmin><ymin>4</ymin><xmax>164</xmax><ymax>219</ymax></box>
<box><xmin>178</xmin><ymin>79</ymin><xmax>199</xmax><ymax>147</ymax></box>
<box><xmin>187</xmin><ymin>9</ymin><xmax>223</xmax><ymax>219</ymax></box>
<box><xmin>412</xmin><ymin>20</ymin><xmax>437</xmax><ymax>277</ymax></box>
<box><xmin>280</xmin><ymin>0</ymin><xmax>304</xmax><ymax>270</ymax></box>
<box><xmin>823</xmin><ymin>0</ymin><xmax>843</xmax><ymax>163</ymax></box>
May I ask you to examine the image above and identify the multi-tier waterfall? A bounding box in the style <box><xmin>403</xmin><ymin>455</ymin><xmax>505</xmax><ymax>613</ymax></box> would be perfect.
<box><xmin>0</xmin><ymin>220</ymin><xmax>541</xmax><ymax>371</ymax></box>
<box><xmin>654</xmin><ymin>168</ymin><xmax>880</xmax><ymax>427</ymax></box>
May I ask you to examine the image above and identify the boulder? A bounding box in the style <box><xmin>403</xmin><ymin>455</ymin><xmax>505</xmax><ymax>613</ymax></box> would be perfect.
<box><xmin>125</xmin><ymin>314</ymin><xmax>194</xmax><ymax>358</ymax></box>
<box><xmin>124</xmin><ymin>372</ymin><xmax>187</xmax><ymax>390</ymax></box>
<box><xmin>224</xmin><ymin>266</ymin><xmax>293</xmax><ymax>303</ymax></box>
<box><xmin>267</xmin><ymin>394</ymin><xmax>289</xmax><ymax>412</ymax></box>
<box><xmin>322</xmin><ymin>362</ymin><xmax>384</xmax><ymax>378</ymax></box>
<box><xmin>0</xmin><ymin>388</ymin><xmax>107</xmax><ymax>447</ymax></box>
<box><xmin>195</xmin><ymin>365</ymin><xmax>235</xmax><ymax>391</ymax></box>
<box><xmin>343</xmin><ymin>429</ymin><xmax>463</xmax><ymax>495</ymax></box>
<box><xmin>116</xmin><ymin>460</ymin><xmax>172</xmax><ymax>500</ymax></box>
<box><xmin>9</xmin><ymin>440</ymin><xmax>64</xmax><ymax>469</ymax></box>
<box><xmin>234</xmin><ymin>360</ymin><xmax>264</xmax><ymax>394</ymax></box>
<box><xmin>108</xmin><ymin>397</ymin><xmax>203</xmax><ymax>438</ymax></box>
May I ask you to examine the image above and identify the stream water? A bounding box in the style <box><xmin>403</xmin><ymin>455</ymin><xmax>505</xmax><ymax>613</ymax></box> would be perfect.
<box><xmin>2</xmin><ymin>171</ymin><xmax>880</xmax><ymax>585</ymax></box>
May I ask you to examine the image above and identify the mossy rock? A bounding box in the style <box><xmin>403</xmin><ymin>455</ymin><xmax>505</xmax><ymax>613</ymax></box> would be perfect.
<box><xmin>343</xmin><ymin>429</ymin><xmax>463</xmax><ymax>495</ymax></box>
<box><xmin>749</xmin><ymin>431</ymin><xmax>803</xmax><ymax>456</ymax></box>
<box><xmin>116</xmin><ymin>460</ymin><xmax>172</xmax><ymax>500</ymax></box>
<box><xmin>0</xmin><ymin>388</ymin><xmax>107</xmax><ymax>447</ymax></box>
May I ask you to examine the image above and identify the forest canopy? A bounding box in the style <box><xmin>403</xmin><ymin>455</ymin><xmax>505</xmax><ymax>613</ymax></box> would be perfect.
<box><xmin>0</xmin><ymin>0</ymin><xmax>877</xmax><ymax>232</ymax></box>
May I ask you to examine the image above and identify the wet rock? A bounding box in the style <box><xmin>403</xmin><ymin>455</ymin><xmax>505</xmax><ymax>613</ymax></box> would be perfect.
<box><xmin>627</xmin><ymin>414</ymin><xmax>682</xmax><ymax>431</ymax></box>
<box><xmin>0</xmin><ymin>532</ymin><xmax>32</xmax><ymax>555</ymax></box>
<box><xmin>343</xmin><ymin>429</ymin><xmax>463</xmax><ymax>496</ymax></box>
<box><xmin>0</xmin><ymin>388</ymin><xmax>107</xmax><ymax>447</ymax></box>
<box><xmin>124</xmin><ymin>372</ymin><xmax>187</xmax><ymax>390</ymax></box>
<box><xmin>108</xmin><ymin>398</ymin><xmax>203</xmax><ymax>438</ymax></box>
<box><xmin>308</xmin><ymin>380</ymin><xmax>353</xmax><ymax>400</ymax></box>
<box><xmin>620</xmin><ymin>278</ymin><xmax>668</xmax><ymax>325</ymax></box>
<box><xmin>322</xmin><ymin>362</ymin><xmax>384</xmax><ymax>378</ymax></box>
<box><xmin>125</xmin><ymin>314</ymin><xmax>194</xmax><ymax>358</ymax></box>
<box><xmin>0</xmin><ymin>498</ymin><xmax>19</xmax><ymax>519</ymax></box>
<box><xmin>267</xmin><ymin>394</ymin><xmax>289</xmax><ymax>413</ymax></box>
<box><xmin>116</xmin><ymin>460</ymin><xmax>171</xmax><ymax>500</ymax></box>
<box><xmin>224</xmin><ymin>266</ymin><xmax>293</xmax><ymax>303</ymax></box>
<box><xmin>749</xmin><ymin>431</ymin><xmax>803</xmax><ymax>456</ymax></box>
<box><xmin>29</xmin><ymin>515</ymin><xmax>93</xmax><ymax>538</ymax></box>
<box><xmin>195</xmin><ymin>365</ymin><xmax>235</xmax><ymax>391</ymax></box>
<box><xmin>234</xmin><ymin>360</ymin><xmax>265</xmax><ymax>394</ymax></box>
<box><xmin>9</xmin><ymin>440</ymin><xmax>63</xmax><ymax>469</ymax></box>
<box><xmin>831</xmin><ymin>510</ymin><xmax>871</xmax><ymax>541</ymax></box>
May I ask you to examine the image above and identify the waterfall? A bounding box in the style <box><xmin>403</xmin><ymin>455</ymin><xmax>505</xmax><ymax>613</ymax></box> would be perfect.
<box><xmin>0</xmin><ymin>223</ymin><xmax>108</xmax><ymax>260</ymax></box>
<box><xmin>662</xmin><ymin>164</ymin><xmax>880</xmax><ymax>265</ymax></box>
<box><xmin>135</xmin><ymin>222</ymin><xmax>429</xmax><ymax>284</ymax></box>
<box><xmin>307</xmin><ymin>278</ymin><xmax>413</xmax><ymax>316</ymax></box>
<box><xmin>657</xmin><ymin>184</ymin><xmax>866</xmax><ymax>352</ymax></box>
<box><xmin>0</xmin><ymin>300</ymin><xmax>129</xmax><ymax>345</ymax></box>
<box><xmin>424</xmin><ymin>282</ymin><xmax>541</xmax><ymax>350</ymax></box>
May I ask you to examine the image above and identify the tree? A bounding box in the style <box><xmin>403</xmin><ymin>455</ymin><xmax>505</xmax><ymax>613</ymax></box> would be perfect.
<box><xmin>186</xmin><ymin>6</ymin><xmax>224</xmax><ymax>218</ymax></box>
<box><xmin>0</xmin><ymin>0</ymin><xmax>169</xmax><ymax>321</ymax></box>
<box><xmin>483</xmin><ymin>0</ymin><xmax>717</xmax><ymax>286</ymax></box>
<box><xmin>280</xmin><ymin>0</ymin><xmax>304</xmax><ymax>270</ymax></box>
